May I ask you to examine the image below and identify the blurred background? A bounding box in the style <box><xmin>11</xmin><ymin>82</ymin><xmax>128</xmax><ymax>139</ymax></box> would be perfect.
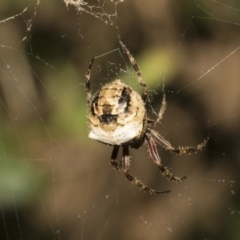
<box><xmin>0</xmin><ymin>0</ymin><xmax>240</xmax><ymax>239</ymax></box>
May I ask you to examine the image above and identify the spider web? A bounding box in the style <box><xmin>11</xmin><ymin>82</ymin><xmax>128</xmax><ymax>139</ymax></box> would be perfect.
<box><xmin>0</xmin><ymin>0</ymin><xmax>240</xmax><ymax>239</ymax></box>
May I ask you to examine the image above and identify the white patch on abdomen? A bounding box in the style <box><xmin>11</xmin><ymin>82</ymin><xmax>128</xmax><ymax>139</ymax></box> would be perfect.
<box><xmin>89</xmin><ymin>122</ymin><xmax>143</xmax><ymax>145</ymax></box>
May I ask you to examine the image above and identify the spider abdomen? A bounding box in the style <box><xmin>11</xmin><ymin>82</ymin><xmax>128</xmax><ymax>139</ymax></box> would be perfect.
<box><xmin>88</xmin><ymin>79</ymin><xmax>147</xmax><ymax>146</ymax></box>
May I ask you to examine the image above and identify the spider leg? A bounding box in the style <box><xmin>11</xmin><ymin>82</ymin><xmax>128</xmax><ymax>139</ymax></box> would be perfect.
<box><xmin>110</xmin><ymin>146</ymin><xmax>121</xmax><ymax>170</ymax></box>
<box><xmin>146</xmin><ymin>133</ymin><xmax>186</xmax><ymax>182</ymax></box>
<box><xmin>119</xmin><ymin>41</ymin><xmax>148</xmax><ymax>102</ymax></box>
<box><xmin>122</xmin><ymin>146</ymin><xmax>170</xmax><ymax>195</ymax></box>
<box><xmin>152</xmin><ymin>93</ymin><xmax>167</xmax><ymax>127</ymax></box>
<box><xmin>149</xmin><ymin>129</ymin><xmax>209</xmax><ymax>155</ymax></box>
<box><xmin>84</xmin><ymin>57</ymin><xmax>95</xmax><ymax>106</ymax></box>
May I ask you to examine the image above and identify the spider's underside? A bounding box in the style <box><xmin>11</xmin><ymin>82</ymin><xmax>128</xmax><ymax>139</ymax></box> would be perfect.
<box><xmin>84</xmin><ymin>41</ymin><xmax>209</xmax><ymax>195</ymax></box>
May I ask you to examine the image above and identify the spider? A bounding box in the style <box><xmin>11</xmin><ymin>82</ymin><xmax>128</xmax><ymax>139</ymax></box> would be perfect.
<box><xmin>84</xmin><ymin>41</ymin><xmax>209</xmax><ymax>195</ymax></box>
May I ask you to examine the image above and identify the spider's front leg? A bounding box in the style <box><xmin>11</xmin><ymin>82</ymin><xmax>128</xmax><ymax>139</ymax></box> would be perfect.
<box><xmin>84</xmin><ymin>57</ymin><xmax>95</xmax><ymax>106</ymax></box>
<box><xmin>119</xmin><ymin>41</ymin><xmax>148</xmax><ymax>102</ymax></box>
<box><xmin>122</xmin><ymin>146</ymin><xmax>170</xmax><ymax>195</ymax></box>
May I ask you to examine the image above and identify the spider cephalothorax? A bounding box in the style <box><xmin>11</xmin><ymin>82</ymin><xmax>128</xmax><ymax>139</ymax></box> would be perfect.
<box><xmin>84</xmin><ymin>41</ymin><xmax>209</xmax><ymax>195</ymax></box>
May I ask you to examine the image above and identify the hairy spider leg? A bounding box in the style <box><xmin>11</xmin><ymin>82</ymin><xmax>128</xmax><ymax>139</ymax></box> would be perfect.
<box><xmin>149</xmin><ymin>129</ymin><xmax>209</xmax><ymax>155</ymax></box>
<box><xmin>111</xmin><ymin>146</ymin><xmax>121</xmax><ymax>170</ymax></box>
<box><xmin>84</xmin><ymin>57</ymin><xmax>95</xmax><ymax>106</ymax></box>
<box><xmin>153</xmin><ymin>93</ymin><xmax>167</xmax><ymax>126</ymax></box>
<box><xmin>146</xmin><ymin>132</ymin><xmax>186</xmax><ymax>182</ymax></box>
<box><xmin>122</xmin><ymin>146</ymin><xmax>170</xmax><ymax>195</ymax></box>
<box><xmin>119</xmin><ymin>41</ymin><xmax>148</xmax><ymax>102</ymax></box>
